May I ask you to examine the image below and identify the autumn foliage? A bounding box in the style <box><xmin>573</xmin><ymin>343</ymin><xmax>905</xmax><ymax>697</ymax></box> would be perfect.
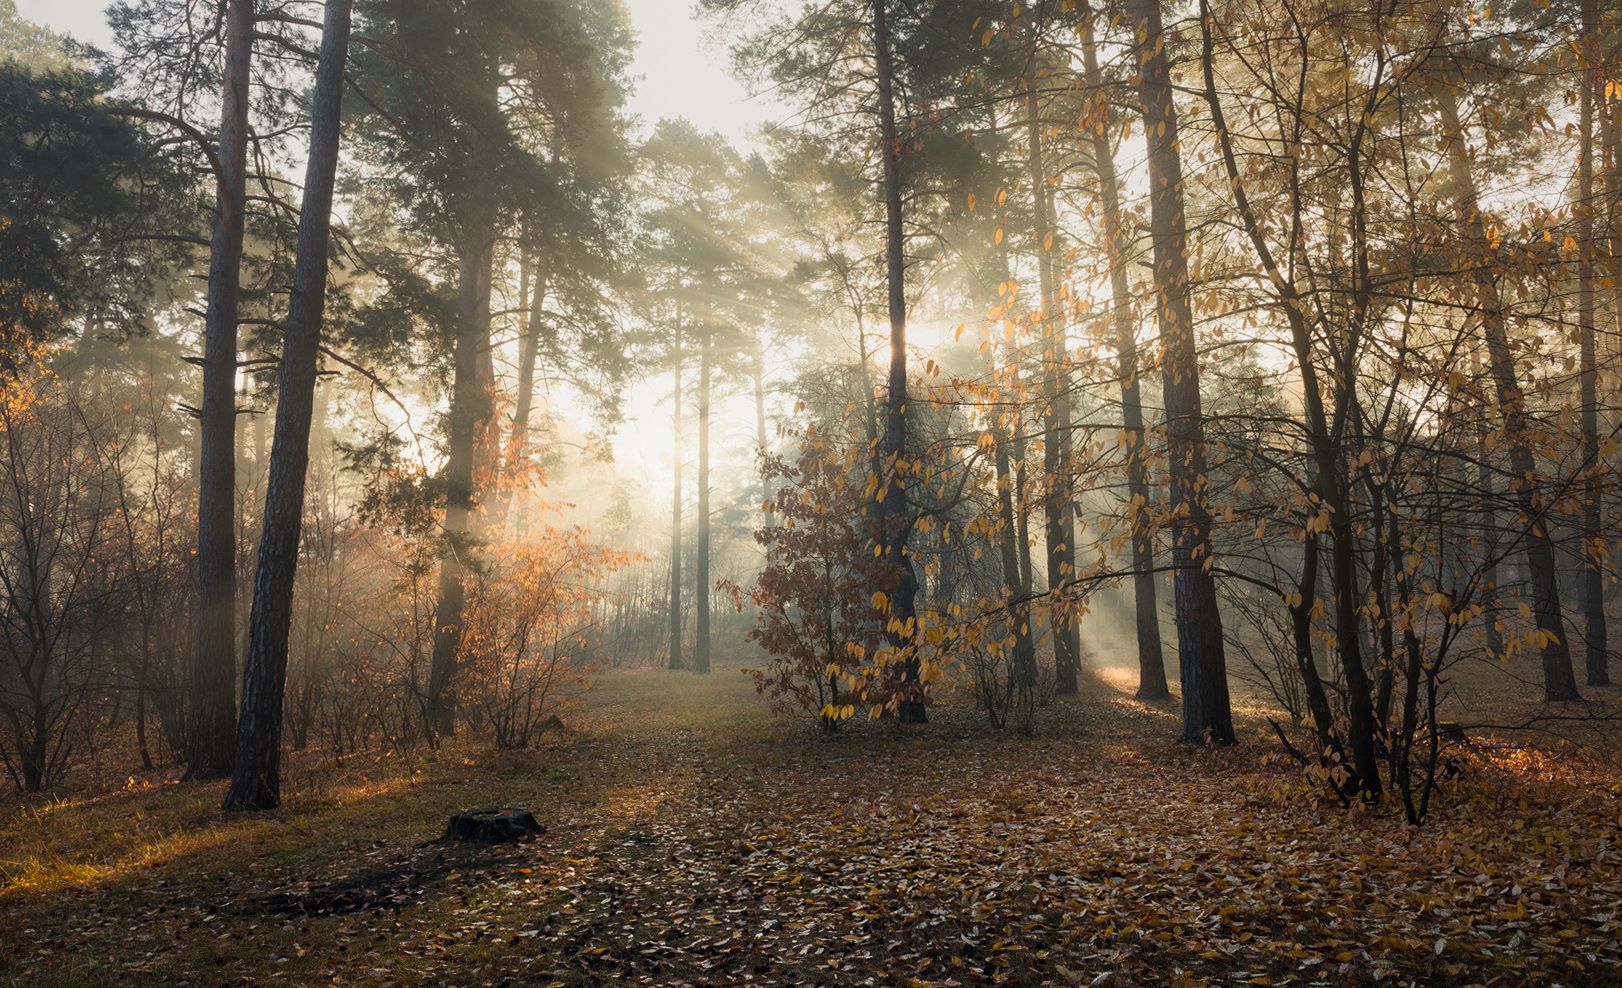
<box><xmin>733</xmin><ymin>427</ymin><xmax>900</xmax><ymax>730</ymax></box>
<box><xmin>461</xmin><ymin>518</ymin><xmax>636</xmax><ymax>747</ymax></box>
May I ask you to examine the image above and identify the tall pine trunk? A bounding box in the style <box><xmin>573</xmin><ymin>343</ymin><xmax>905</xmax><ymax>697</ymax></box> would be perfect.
<box><xmin>1608</xmin><ymin>23</ymin><xmax>1622</xmax><ymax>446</ymax></box>
<box><xmin>495</xmin><ymin>257</ymin><xmax>543</xmax><ymax>525</ymax></box>
<box><xmin>695</xmin><ymin>325</ymin><xmax>711</xmax><ymax>675</ymax></box>
<box><xmin>753</xmin><ymin>339</ymin><xmax>774</xmax><ymax>529</ymax></box>
<box><xmin>669</xmin><ymin>317</ymin><xmax>683</xmax><ymax>671</ymax></box>
<box><xmin>1081</xmin><ymin>8</ymin><xmax>1166</xmax><ymax>699</ymax></box>
<box><xmin>1024</xmin><ymin>53</ymin><xmax>1079</xmax><ymax>696</ymax></box>
<box><xmin>1434</xmin><ymin>70</ymin><xmax>1582</xmax><ymax>702</ymax></box>
<box><xmin>427</xmin><ymin>241</ymin><xmax>494</xmax><ymax>736</ymax></box>
<box><xmin>222</xmin><ymin>0</ymin><xmax>351</xmax><ymax>811</ymax></box>
<box><xmin>187</xmin><ymin>0</ymin><xmax>254</xmax><ymax>781</ymax></box>
<box><xmin>1577</xmin><ymin>0</ymin><xmax>1609</xmax><ymax>686</ymax></box>
<box><xmin>1128</xmin><ymin>0</ymin><xmax>1233</xmax><ymax>745</ymax></box>
<box><xmin>872</xmin><ymin>0</ymin><xmax>924</xmax><ymax>722</ymax></box>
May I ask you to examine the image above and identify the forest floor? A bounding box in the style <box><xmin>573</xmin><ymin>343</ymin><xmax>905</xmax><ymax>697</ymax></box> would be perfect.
<box><xmin>3</xmin><ymin>639</ymin><xmax>1621</xmax><ymax>987</ymax></box>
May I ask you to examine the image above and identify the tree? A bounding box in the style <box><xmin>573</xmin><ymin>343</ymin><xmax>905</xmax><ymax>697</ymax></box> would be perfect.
<box><xmin>1427</xmin><ymin>19</ymin><xmax>1582</xmax><ymax>703</ymax></box>
<box><xmin>1018</xmin><ymin>6</ymin><xmax>1080</xmax><ymax>697</ymax></box>
<box><xmin>1127</xmin><ymin>0</ymin><xmax>1233</xmax><ymax>745</ymax></box>
<box><xmin>223</xmin><ymin>0</ymin><xmax>351</xmax><ymax>812</ymax></box>
<box><xmin>872</xmin><ymin>0</ymin><xmax>925</xmax><ymax>722</ymax></box>
<box><xmin>0</xmin><ymin>371</ymin><xmax>123</xmax><ymax>791</ymax></box>
<box><xmin>639</xmin><ymin>120</ymin><xmax>772</xmax><ymax>675</ymax></box>
<box><xmin>186</xmin><ymin>0</ymin><xmax>254</xmax><ymax>781</ymax></box>
<box><xmin>1575</xmin><ymin>0</ymin><xmax>1608</xmax><ymax>687</ymax></box>
<box><xmin>733</xmin><ymin>429</ymin><xmax>894</xmax><ymax>731</ymax></box>
<box><xmin>1078</xmin><ymin>1</ymin><xmax>1167</xmax><ymax>700</ymax></box>
<box><xmin>348</xmin><ymin>0</ymin><xmax>632</xmax><ymax>734</ymax></box>
<box><xmin>0</xmin><ymin>65</ymin><xmax>183</xmax><ymax>373</ymax></box>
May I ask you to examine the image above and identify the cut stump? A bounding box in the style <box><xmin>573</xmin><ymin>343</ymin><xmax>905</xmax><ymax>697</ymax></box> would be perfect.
<box><xmin>443</xmin><ymin>807</ymin><xmax>544</xmax><ymax>844</ymax></box>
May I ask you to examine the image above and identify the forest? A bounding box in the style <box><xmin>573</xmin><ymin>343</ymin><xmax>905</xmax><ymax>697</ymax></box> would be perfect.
<box><xmin>2</xmin><ymin>0</ymin><xmax>1621</xmax><ymax>983</ymax></box>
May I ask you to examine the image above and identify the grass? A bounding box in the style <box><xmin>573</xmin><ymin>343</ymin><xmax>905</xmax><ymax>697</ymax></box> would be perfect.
<box><xmin>1</xmin><ymin>644</ymin><xmax>1620</xmax><ymax>986</ymax></box>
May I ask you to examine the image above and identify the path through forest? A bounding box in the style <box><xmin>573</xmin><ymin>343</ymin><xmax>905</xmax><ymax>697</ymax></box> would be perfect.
<box><xmin>3</xmin><ymin>645</ymin><xmax>1621</xmax><ymax>986</ymax></box>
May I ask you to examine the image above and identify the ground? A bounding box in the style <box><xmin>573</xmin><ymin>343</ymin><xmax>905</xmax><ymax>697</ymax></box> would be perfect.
<box><xmin>3</xmin><ymin>641</ymin><xmax>1621</xmax><ymax>987</ymax></box>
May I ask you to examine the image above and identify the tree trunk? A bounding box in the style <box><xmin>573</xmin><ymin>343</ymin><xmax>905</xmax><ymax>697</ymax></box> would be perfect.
<box><xmin>427</xmin><ymin>241</ymin><xmax>494</xmax><ymax>736</ymax></box>
<box><xmin>1608</xmin><ymin>19</ymin><xmax>1622</xmax><ymax>447</ymax></box>
<box><xmin>669</xmin><ymin>316</ymin><xmax>683</xmax><ymax>671</ymax></box>
<box><xmin>1081</xmin><ymin>9</ymin><xmax>1166</xmax><ymax>699</ymax></box>
<box><xmin>1025</xmin><ymin>53</ymin><xmax>1079</xmax><ymax>696</ymax></box>
<box><xmin>695</xmin><ymin>324</ymin><xmax>711</xmax><ymax>675</ymax></box>
<box><xmin>1578</xmin><ymin>0</ymin><xmax>1609</xmax><ymax>686</ymax></box>
<box><xmin>1469</xmin><ymin>348</ymin><xmax>1507</xmax><ymax>666</ymax></box>
<box><xmin>1200</xmin><ymin>0</ymin><xmax>1376</xmax><ymax>787</ymax></box>
<box><xmin>1128</xmin><ymin>0</ymin><xmax>1233</xmax><ymax>744</ymax></box>
<box><xmin>753</xmin><ymin>339</ymin><xmax>774</xmax><ymax>529</ymax></box>
<box><xmin>187</xmin><ymin>0</ymin><xmax>254</xmax><ymax>782</ymax></box>
<box><xmin>872</xmin><ymin>0</ymin><xmax>924</xmax><ymax>722</ymax></box>
<box><xmin>992</xmin><ymin>409</ymin><xmax>1037</xmax><ymax>693</ymax></box>
<box><xmin>495</xmin><ymin>257</ymin><xmax>543</xmax><ymax>525</ymax></box>
<box><xmin>1433</xmin><ymin>69</ymin><xmax>1582</xmax><ymax>702</ymax></box>
<box><xmin>222</xmin><ymin>0</ymin><xmax>351</xmax><ymax>812</ymax></box>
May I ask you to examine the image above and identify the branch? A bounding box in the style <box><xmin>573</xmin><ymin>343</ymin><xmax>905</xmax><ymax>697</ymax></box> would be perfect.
<box><xmin>105</xmin><ymin>105</ymin><xmax>222</xmax><ymax>179</ymax></box>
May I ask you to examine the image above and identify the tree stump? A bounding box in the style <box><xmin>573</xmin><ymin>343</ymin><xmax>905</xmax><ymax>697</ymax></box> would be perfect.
<box><xmin>443</xmin><ymin>807</ymin><xmax>544</xmax><ymax>844</ymax></box>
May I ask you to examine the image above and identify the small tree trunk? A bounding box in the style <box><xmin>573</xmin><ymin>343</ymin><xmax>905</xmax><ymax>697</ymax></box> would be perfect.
<box><xmin>1472</xmin><ymin>348</ymin><xmax>1505</xmax><ymax>659</ymax></box>
<box><xmin>223</xmin><ymin>0</ymin><xmax>351</xmax><ymax>811</ymax></box>
<box><xmin>187</xmin><ymin>0</ymin><xmax>254</xmax><ymax>782</ymax></box>
<box><xmin>993</xmin><ymin>415</ymin><xmax>1037</xmax><ymax>690</ymax></box>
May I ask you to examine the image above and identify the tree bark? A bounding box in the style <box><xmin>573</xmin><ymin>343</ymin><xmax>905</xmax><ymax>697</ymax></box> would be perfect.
<box><xmin>872</xmin><ymin>0</ymin><xmax>924</xmax><ymax>722</ymax></box>
<box><xmin>669</xmin><ymin>313</ymin><xmax>683</xmax><ymax>671</ymax></box>
<box><xmin>1476</xmin><ymin>349</ymin><xmax>1505</xmax><ymax>661</ymax></box>
<box><xmin>1433</xmin><ymin>68</ymin><xmax>1582</xmax><ymax>702</ymax></box>
<box><xmin>187</xmin><ymin>0</ymin><xmax>254</xmax><ymax>782</ymax></box>
<box><xmin>695</xmin><ymin>322</ymin><xmax>711</xmax><ymax>675</ymax></box>
<box><xmin>427</xmin><ymin>241</ymin><xmax>495</xmax><ymax>736</ymax></box>
<box><xmin>990</xmin><ymin>380</ymin><xmax>1037</xmax><ymax>695</ymax></box>
<box><xmin>494</xmin><ymin>256</ymin><xmax>543</xmax><ymax>525</ymax></box>
<box><xmin>1578</xmin><ymin>0</ymin><xmax>1609</xmax><ymax>686</ymax></box>
<box><xmin>1080</xmin><ymin>7</ymin><xmax>1166</xmax><ymax>699</ymax></box>
<box><xmin>1128</xmin><ymin>0</ymin><xmax>1233</xmax><ymax>744</ymax></box>
<box><xmin>753</xmin><ymin>338</ymin><xmax>774</xmax><ymax>529</ymax></box>
<box><xmin>222</xmin><ymin>0</ymin><xmax>351</xmax><ymax>811</ymax></box>
<box><xmin>1024</xmin><ymin>44</ymin><xmax>1079</xmax><ymax>696</ymax></box>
